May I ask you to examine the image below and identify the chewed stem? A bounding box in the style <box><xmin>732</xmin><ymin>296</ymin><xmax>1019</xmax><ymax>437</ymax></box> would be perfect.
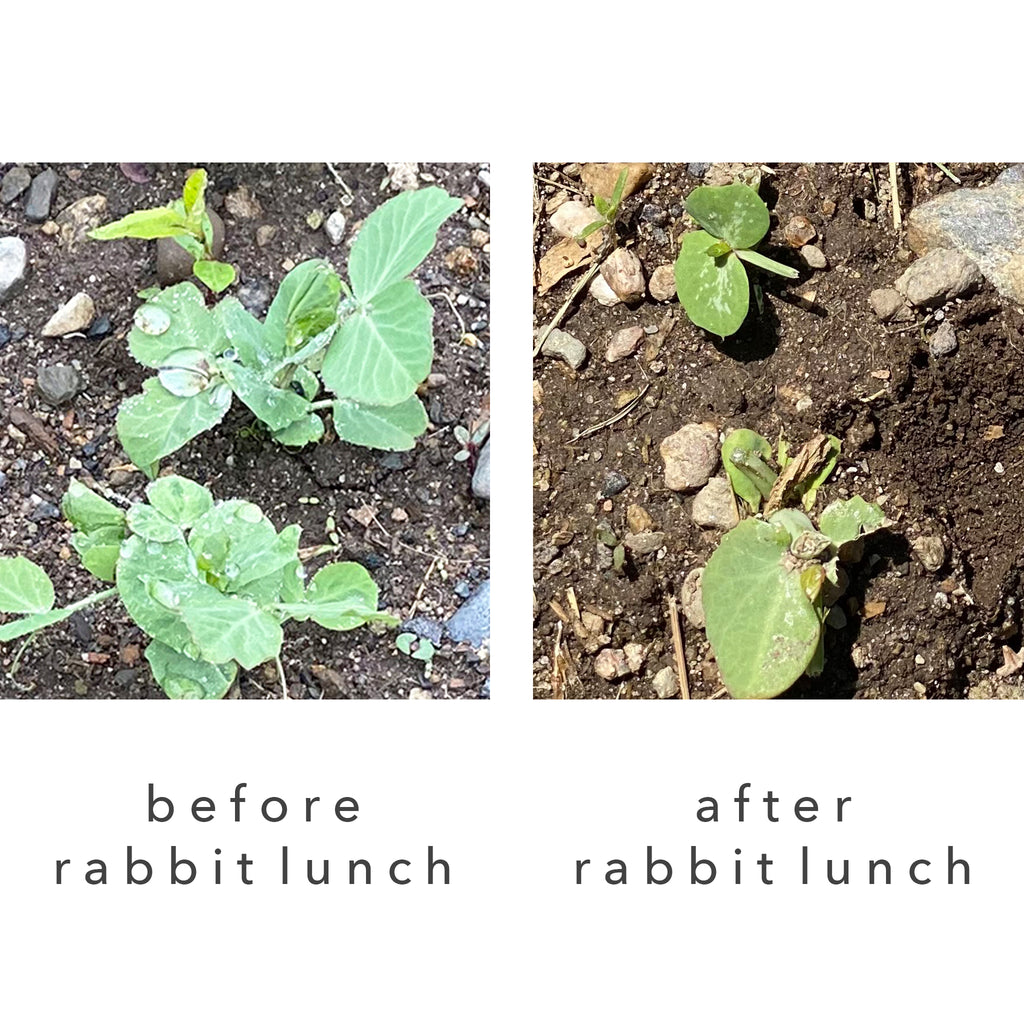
<box><xmin>730</xmin><ymin>448</ymin><xmax>778</xmax><ymax>499</ymax></box>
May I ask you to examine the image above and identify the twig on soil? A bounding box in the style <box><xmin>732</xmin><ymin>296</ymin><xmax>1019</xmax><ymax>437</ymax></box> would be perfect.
<box><xmin>889</xmin><ymin>162</ymin><xmax>902</xmax><ymax>233</ymax></box>
<box><xmin>407</xmin><ymin>555</ymin><xmax>440</xmax><ymax>619</ymax></box>
<box><xmin>568</xmin><ymin>384</ymin><xmax>651</xmax><ymax>443</ymax></box>
<box><xmin>425</xmin><ymin>290</ymin><xmax>467</xmax><ymax>337</ymax></box>
<box><xmin>934</xmin><ymin>162</ymin><xmax>961</xmax><ymax>185</ymax></box>
<box><xmin>325</xmin><ymin>163</ymin><xmax>355</xmax><ymax>205</ymax></box>
<box><xmin>276</xmin><ymin>656</ymin><xmax>288</xmax><ymax>700</ymax></box>
<box><xmin>533</xmin><ymin>174</ymin><xmax>587</xmax><ymax>199</ymax></box>
<box><xmin>533</xmin><ymin>261</ymin><xmax>602</xmax><ymax>357</ymax></box>
<box><xmin>709</xmin><ymin>686</ymin><xmax>727</xmax><ymax>699</ymax></box>
<box><xmin>667</xmin><ymin>595</ymin><xmax>690</xmax><ymax>700</ymax></box>
<box><xmin>552</xmin><ymin>620</ymin><xmax>565</xmax><ymax>699</ymax></box>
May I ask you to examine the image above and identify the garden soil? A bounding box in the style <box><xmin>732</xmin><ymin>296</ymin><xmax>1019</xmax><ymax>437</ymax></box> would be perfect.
<box><xmin>533</xmin><ymin>162</ymin><xmax>1024</xmax><ymax>699</ymax></box>
<box><xmin>1</xmin><ymin>162</ymin><xmax>490</xmax><ymax>699</ymax></box>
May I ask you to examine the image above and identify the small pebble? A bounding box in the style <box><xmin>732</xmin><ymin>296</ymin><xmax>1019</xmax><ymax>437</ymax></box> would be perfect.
<box><xmin>652</xmin><ymin>666</ymin><xmax>679</xmax><ymax>699</ymax></box>
<box><xmin>800</xmin><ymin>244</ymin><xmax>827</xmax><ymax>269</ymax></box>
<box><xmin>928</xmin><ymin>321</ymin><xmax>958</xmax><ymax>357</ymax></box>
<box><xmin>601</xmin><ymin>470</ymin><xmax>628</xmax><ymax>497</ymax></box>
<box><xmin>594</xmin><ymin>648</ymin><xmax>629</xmax><ymax>680</ymax></box>
<box><xmin>659</xmin><ymin>422</ymin><xmax>719</xmax><ymax>492</ymax></box>
<box><xmin>648</xmin><ymin>264</ymin><xmax>676</xmax><ymax>301</ymax></box>
<box><xmin>605</xmin><ymin>325</ymin><xmax>643</xmax><ymax>363</ymax></box>
<box><xmin>87</xmin><ymin>314</ymin><xmax>112</xmax><ymax>339</ymax></box>
<box><xmin>540</xmin><ymin>328</ymin><xmax>587</xmax><ymax>369</ymax></box>
<box><xmin>784</xmin><ymin>215</ymin><xmax>816</xmax><ymax>247</ymax></box>
<box><xmin>325</xmin><ymin>210</ymin><xmax>347</xmax><ymax>245</ymax></box>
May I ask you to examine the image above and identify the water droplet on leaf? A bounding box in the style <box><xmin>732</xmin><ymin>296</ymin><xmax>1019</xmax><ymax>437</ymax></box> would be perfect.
<box><xmin>135</xmin><ymin>304</ymin><xmax>171</xmax><ymax>335</ymax></box>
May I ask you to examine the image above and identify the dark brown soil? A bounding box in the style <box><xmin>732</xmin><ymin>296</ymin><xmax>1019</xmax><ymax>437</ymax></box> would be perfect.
<box><xmin>533</xmin><ymin>162</ymin><xmax>1024</xmax><ymax>699</ymax></box>
<box><xmin>1</xmin><ymin>162</ymin><xmax>490</xmax><ymax>699</ymax></box>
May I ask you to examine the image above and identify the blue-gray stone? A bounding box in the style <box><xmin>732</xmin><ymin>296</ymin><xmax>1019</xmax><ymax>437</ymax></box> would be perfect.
<box><xmin>0</xmin><ymin>237</ymin><xmax>28</xmax><ymax>304</ymax></box>
<box><xmin>1</xmin><ymin>166</ymin><xmax>31</xmax><ymax>204</ymax></box>
<box><xmin>471</xmin><ymin>439</ymin><xmax>490</xmax><ymax>500</ymax></box>
<box><xmin>400</xmin><ymin>616</ymin><xmax>444</xmax><ymax>645</ymax></box>
<box><xmin>25</xmin><ymin>168</ymin><xmax>58</xmax><ymax>223</ymax></box>
<box><xmin>445</xmin><ymin>579</ymin><xmax>489</xmax><ymax>648</ymax></box>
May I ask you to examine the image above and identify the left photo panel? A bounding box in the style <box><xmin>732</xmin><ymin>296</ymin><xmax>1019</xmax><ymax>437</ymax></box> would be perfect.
<box><xmin>0</xmin><ymin>163</ymin><xmax>490</xmax><ymax>699</ymax></box>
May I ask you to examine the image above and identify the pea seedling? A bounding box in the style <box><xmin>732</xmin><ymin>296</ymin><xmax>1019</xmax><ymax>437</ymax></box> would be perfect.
<box><xmin>701</xmin><ymin>429</ymin><xmax>884</xmax><ymax>698</ymax></box>
<box><xmin>0</xmin><ymin>477</ymin><xmax>396</xmax><ymax>698</ymax></box>
<box><xmin>675</xmin><ymin>183</ymin><xmax>798</xmax><ymax>336</ymax></box>
<box><xmin>89</xmin><ymin>169</ymin><xmax>236</xmax><ymax>293</ymax></box>
<box><xmin>115</xmin><ymin>187</ymin><xmax>462</xmax><ymax>476</ymax></box>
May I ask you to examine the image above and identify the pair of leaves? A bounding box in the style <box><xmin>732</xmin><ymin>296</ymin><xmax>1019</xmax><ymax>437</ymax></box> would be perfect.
<box><xmin>675</xmin><ymin>184</ymin><xmax>799</xmax><ymax>336</ymax></box>
<box><xmin>702</xmin><ymin>497</ymin><xmax>885</xmax><ymax>699</ymax></box>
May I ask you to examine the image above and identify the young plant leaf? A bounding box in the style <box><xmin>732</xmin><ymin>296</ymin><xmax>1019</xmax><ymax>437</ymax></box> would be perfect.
<box><xmin>215</xmin><ymin>297</ymin><xmax>276</xmax><ymax>367</ymax></box>
<box><xmin>282</xmin><ymin>562</ymin><xmax>395</xmax><ymax>631</ymax></box>
<box><xmin>126</xmin><ymin>504</ymin><xmax>185</xmax><ymax>543</ymax></box>
<box><xmin>675</xmin><ymin>230</ymin><xmax>750</xmax><ymax>337</ymax></box>
<box><xmin>71</xmin><ymin>526</ymin><xmax>125</xmax><ymax>583</ymax></box>
<box><xmin>322</xmin><ymin>279</ymin><xmax>433</xmax><ymax>406</ymax></box>
<box><xmin>182</xmin><ymin>169</ymin><xmax>207</xmax><ymax>217</ymax></box>
<box><xmin>128</xmin><ymin>283</ymin><xmax>224</xmax><ymax>368</ymax></box>
<box><xmin>264</xmin><ymin>260</ymin><xmax>341</xmax><ymax>350</ymax></box>
<box><xmin>818</xmin><ymin>496</ymin><xmax>885</xmax><ymax>548</ymax></box>
<box><xmin>145</xmin><ymin>475</ymin><xmax>214</xmax><ymax>530</ymax></box>
<box><xmin>88</xmin><ymin>207</ymin><xmax>190</xmax><ymax>241</ymax></box>
<box><xmin>0</xmin><ymin>606</ymin><xmax>81</xmax><ymax>643</ymax></box>
<box><xmin>686</xmin><ymin>183</ymin><xmax>770</xmax><ymax>251</ymax></box>
<box><xmin>193</xmin><ymin>260</ymin><xmax>236</xmax><ymax>293</ymax></box>
<box><xmin>62</xmin><ymin>479</ymin><xmax>126</xmax><ymax>533</ymax></box>
<box><xmin>702</xmin><ymin>518</ymin><xmax>823</xmax><ymax>699</ymax></box>
<box><xmin>332</xmin><ymin>395</ymin><xmax>429</xmax><ymax>451</ymax></box>
<box><xmin>348</xmin><ymin>187</ymin><xmax>463</xmax><ymax>302</ymax></box>
<box><xmin>179</xmin><ymin>591</ymin><xmax>284</xmax><ymax>670</ymax></box>
<box><xmin>272</xmin><ymin>414</ymin><xmax>325</xmax><ymax>447</ymax></box>
<box><xmin>145</xmin><ymin>639</ymin><xmax>237</xmax><ymax>700</ymax></box>
<box><xmin>117</xmin><ymin>378</ymin><xmax>233</xmax><ymax>476</ymax></box>
<box><xmin>721</xmin><ymin>429</ymin><xmax>774</xmax><ymax>512</ymax></box>
<box><xmin>734</xmin><ymin>247</ymin><xmax>799</xmax><ymax>279</ymax></box>
<box><xmin>217</xmin><ymin>362</ymin><xmax>311</xmax><ymax>431</ymax></box>
<box><xmin>0</xmin><ymin>555</ymin><xmax>55</xmax><ymax>614</ymax></box>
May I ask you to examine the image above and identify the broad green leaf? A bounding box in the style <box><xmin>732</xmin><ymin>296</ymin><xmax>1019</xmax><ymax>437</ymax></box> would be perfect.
<box><xmin>734</xmin><ymin>248</ymin><xmax>799</xmax><ymax>279</ymax></box>
<box><xmin>279</xmin><ymin>562</ymin><xmax>394</xmax><ymax>631</ymax></box>
<box><xmin>89</xmin><ymin>207</ymin><xmax>189</xmax><ymax>241</ymax></box>
<box><xmin>62</xmin><ymin>479</ymin><xmax>127</xmax><ymax>533</ymax></box>
<box><xmin>702</xmin><ymin>519</ymin><xmax>823</xmax><ymax>699</ymax></box>
<box><xmin>182</xmin><ymin>169</ymin><xmax>207</xmax><ymax>217</ymax></box>
<box><xmin>116</xmin><ymin>534</ymin><xmax>202</xmax><ymax>654</ymax></box>
<box><xmin>348</xmin><ymin>187</ymin><xmax>463</xmax><ymax>302</ymax></box>
<box><xmin>721</xmin><ymin>429</ymin><xmax>774</xmax><ymax>513</ymax></box>
<box><xmin>0</xmin><ymin>555</ymin><xmax>55</xmax><ymax>614</ymax></box>
<box><xmin>0</xmin><ymin>606</ymin><xmax>79</xmax><ymax>643</ymax></box>
<box><xmin>217</xmin><ymin>361</ymin><xmax>311</xmax><ymax>431</ymax></box>
<box><xmin>158</xmin><ymin>348</ymin><xmax>218</xmax><ymax>397</ymax></box>
<box><xmin>264</xmin><ymin>260</ymin><xmax>341</xmax><ymax>350</ymax></box>
<box><xmin>233</xmin><ymin>524</ymin><xmax>301</xmax><ymax>592</ymax></box>
<box><xmin>819</xmin><ymin>496</ymin><xmax>885</xmax><ymax>549</ymax></box>
<box><xmin>71</xmin><ymin>525</ymin><xmax>126</xmax><ymax>583</ymax></box>
<box><xmin>272</xmin><ymin>414</ymin><xmax>324</xmax><ymax>447</ymax></box>
<box><xmin>179</xmin><ymin>591</ymin><xmax>283</xmax><ymax>669</ymax></box>
<box><xmin>117</xmin><ymin>378</ymin><xmax>233</xmax><ymax>476</ymax></box>
<box><xmin>685</xmin><ymin>184</ymin><xmax>769</xmax><ymax>250</ymax></box>
<box><xmin>322</xmin><ymin>279</ymin><xmax>432</xmax><ymax>406</ymax></box>
<box><xmin>145</xmin><ymin>476</ymin><xmax>214</xmax><ymax>529</ymax></box>
<box><xmin>333</xmin><ymin>394</ymin><xmax>428</xmax><ymax>451</ymax></box>
<box><xmin>215</xmin><ymin>296</ymin><xmax>276</xmax><ymax>367</ymax></box>
<box><xmin>127</xmin><ymin>505</ymin><xmax>184</xmax><ymax>543</ymax></box>
<box><xmin>127</xmin><ymin>283</ymin><xmax>224</xmax><ymax>367</ymax></box>
<box><xmin>194</xmin><ymin>260</ymin><xmax>235</xmax><ymax>293</ymax></box>
<box><xmin>145</xmin><ymin>639</ymin><xmax>236</xmax><ymax>700</ymax></box>
<box><xmin>675</xmin><ymin>230</ymin><xmax>750</xmax><ymax>337</ymax></box>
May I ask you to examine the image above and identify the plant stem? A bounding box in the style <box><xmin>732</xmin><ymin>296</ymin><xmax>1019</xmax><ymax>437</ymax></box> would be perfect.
<box><xmin>308</xmin><ymin>399</ymin><xmax>334</xmax><ymax>411</ymax></box>
<box><xmin>60</xmin><ymin>588</ymin><xmax>119</xmax><ymax>615</ymax></box>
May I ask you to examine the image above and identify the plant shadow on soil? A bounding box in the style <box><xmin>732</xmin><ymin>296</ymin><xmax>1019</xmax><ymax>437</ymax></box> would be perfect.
<box><xmin>0</xmin><ymin>162</ymin><xmax>490</xmax><ymax>699</ymax></box>
<box><xmin>534</xmin><ymin>161</ymin><xmax>1024</xmax><ymax>700</ymax></box>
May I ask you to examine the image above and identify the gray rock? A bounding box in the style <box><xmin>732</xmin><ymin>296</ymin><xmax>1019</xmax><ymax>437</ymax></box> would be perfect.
<box><xmin>800</xmin><ymin>244</ymin><xmax>827</xmax><ymax>269</ymax></box>
<box><xmin>652</xmin><ymin>666</ymin><xmax>679</xmax><ymax>698</ymax></box>
<box><xmin>36</xmin><ymin>364</ymin><xmax>80</xmax><ymax>405</ymax></box>
<box><xmin>1</xmin><ymin>166</ymin><xmax>31</xmax><ymax>204</ymax></box>
<box><xmin>401</xmin><ymin>615</ymin><xmax>444</xmax><ymax>645</ymax></box>
<box><xmin>623</xmin><ymin>531</ymin><xmax>666</xmax><ymax>555</ymax></box>
<box><xmin>691</xmin><ymin>476</ymin><xmax>739</xmax><ymax>529</ymax></box>
<box><xmin>659</xmin><ymin>423</ymin><xmax>719</xmax><ymax>492</ymax></box>
<box><xmin>0</xmin><ymin>237</ymin><xmax>29</xmax><ymax>304</ymax></box>
<box><xmin>471</xmin><ymin>439</ymin><xmax>490</xmax><ymax>500</ymax></box>
<box><xmin>687</xmin><ymin>163</ymin><xmax>711</xmax><ymax>178</ymax></box>
<box><xmin>235</xmin><ymin>277</ymin><xmax>272</xmax><ymax>317</ymax></box>
<box><xmin>540</xmin><ymin>328</ymin><xmax>587</xmax><ymax>369</ymax></box>
<box><xmin>894</xmin><ymin>249</ymin><xmax>982</xmax><ymax>307</ymax></box>
<box><xmin>25</xmin><ymin>168</ymin><xmax>58</xmax><ymax>222</ymax></box>
<box><xmin>680</xmin><ymin>568</ymin><xmax>705</xmax><ymax>628</ymax></box>
<box><xmin>445</xmin><ymin>579</ymin><xmax>489</xmax><ymax>648</ymax></box>
<box><xmin>0</xmin><ymin>470</ymin><xmax>6</xmax><ymax>490</ymax></box>
<box><xmin>906</xmin><ymin>180</ymin><xmax>1024</xmax><ymax>302</ymax></box>
<box><xmin>928</xmin><ymin>321</ymin><xmax>958</xmax><ymax>357</ymax></box>
<box><xmin>605</xmin><ymin>325</ymin><xmax>643</xmax><ymax>362</ymax></box>
<box><xmin>42</xmin><ymin>292</ymin><xmax>95</xmax><ymax>336</ymax></box>
<box><xmin>869</xmin><ymin>287</ymin><xmax>905</xmax><ymax>321</ymax></box>
<box><xmin>325</xmin><ymin>210</ymin><xmax>347</xmax><ymax>245</ymax></box>
<box><xmin>601</xmin><ymin>470</ymin><xmax>628</xmax><ymax>497</ymax></box>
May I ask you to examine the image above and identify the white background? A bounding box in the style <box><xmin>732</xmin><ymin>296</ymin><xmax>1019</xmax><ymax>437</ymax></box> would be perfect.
<box><xmin>2</xmin><ymin>2</ymin><xmax>1021</xmax><ymax>1021</ymax></box>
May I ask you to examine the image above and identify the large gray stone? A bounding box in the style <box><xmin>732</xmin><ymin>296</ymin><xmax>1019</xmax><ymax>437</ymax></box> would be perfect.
<box><xmin>0</xmin><ymin>237</ymin><xmax>28</xmax><ymax>304</ymax></box>
<box><xmin>25</xmin><ymin>168</ymin><xmax>58</xmax><ymax>222</ymax></box>
<box><xmin>1</xmin><ymin>166</ymin><xmax>31</xmax><ymax>204</ymax></box>
<box><xmin>906</xmin><ymin>178</ymin><xmax>1024</xmax><ymax>303</ymax></box>
<box><xmin>445</xmin><ymin>579</ymin><xmax>489</xmax><ymax>648</ymax></box>
<box><xmin>894</xmin><ymin>249</ymin><xmax>983</xmax><ymax>307</ymax></box>
<box><xmin>36</xmin><ymin>364</ymin><xmax>81</xmax><ymax>405</ymax></box>
<box><xmin>471</xmin><ymin>439</ymin><xmax>490</xmax><ymax>500</ymax></box>
<box><xmin>540</xmin><ymin>328</ymin><xmax>587</xmax><ymax>369</ymax></box>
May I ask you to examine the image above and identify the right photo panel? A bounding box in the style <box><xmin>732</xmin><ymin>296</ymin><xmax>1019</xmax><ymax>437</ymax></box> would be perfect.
<box><xmin>533</xmin><ymin>162</ymin><xmax>1023</xmax><ymax>700</ymax></box>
